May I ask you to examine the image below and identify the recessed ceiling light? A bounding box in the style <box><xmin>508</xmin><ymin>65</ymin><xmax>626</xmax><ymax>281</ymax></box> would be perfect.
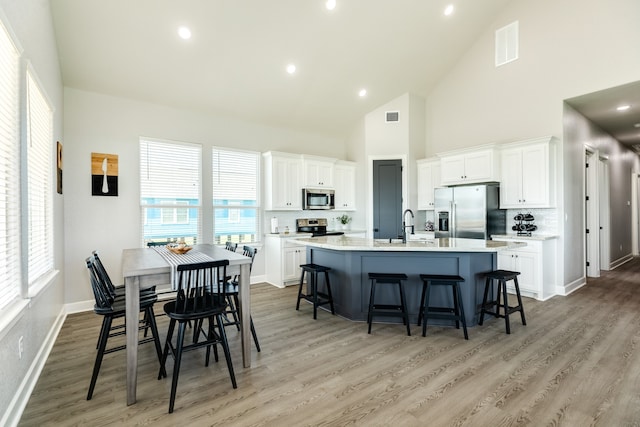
<box><xmin>358</xmin><ymin>89</ymin><xmax>367</xmax><ymax>97</ymax></box>
<box><xmin>286</xmin><ymin>64</ymin><xmax>296</xmax><ymax>74</ymax></box>
<box><xmin>634</xmin><ymin>123</ymin><xmax>640</xmax><ymax>128</ymax></box>
<box><xmin>326</xmin><ymin>0</ymin><xmax>337</xmax><ymax>11</ymax></box>
<box><xmin>444</xmin><ymin>4</ymin><xmax>454</xmax><ymax>16</ymax></box>
<box><xmin>178</xmin><ymin>26</ymin><xmax>191</xmax><ymax>40</ymax></box>
<box><xmin>617</xmin><ymin>104</ymin><xmax>631</xmax><ymax>111</ymax></box>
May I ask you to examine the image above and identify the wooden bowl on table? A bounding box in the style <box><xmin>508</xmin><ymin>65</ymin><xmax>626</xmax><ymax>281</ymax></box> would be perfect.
<box><xmin>167</xmin><ymin>244</ymin><xmax>192</xmax><ymax>255</ymax></box>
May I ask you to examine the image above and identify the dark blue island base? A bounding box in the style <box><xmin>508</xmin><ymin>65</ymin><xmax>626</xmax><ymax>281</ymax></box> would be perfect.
<box><xmin>306</xmin><ymin>246</ymin><xmax>496</xmax><ymax>327</ymax></box>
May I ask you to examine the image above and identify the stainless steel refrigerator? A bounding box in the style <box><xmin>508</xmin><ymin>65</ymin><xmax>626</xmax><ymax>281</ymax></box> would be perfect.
<box><xmin>434</xmin><ymin>184</ymin><xmax>506</xmax><ymax>239</ymax></box>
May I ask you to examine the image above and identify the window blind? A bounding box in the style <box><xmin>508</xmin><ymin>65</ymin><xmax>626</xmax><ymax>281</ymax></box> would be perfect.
<box><xmin>0</xmin><ymin>20</ymin><xmax>21</xmax><ymax>310</ymax></box>
<box><xmin>212</xmin><ymin>147</ymin><xmax>260</xmax><ymax>243</ymax></box>
<box><xmin>140</xmin><ymin>139</ymin><xmax>202</xmax><ymax>244</ymax></box>
<box><xmin>26</xmin><ymin>70</ymin><xmax>54</xmax><ymax>286</ymax></box>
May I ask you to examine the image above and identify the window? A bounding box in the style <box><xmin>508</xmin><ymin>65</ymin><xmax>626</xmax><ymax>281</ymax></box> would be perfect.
<box><xmin>26</xmin><ymin>70</ymin><xmax>55</xmax><ymax>289</ymax></box>
<box><xmin>0</xmin><ymin>19</ymin><xmax>21</xmax><ymax>310</ymax></box>
<box><xmin>212</xmin><ymin>147</ymin><xmax>260</xmax><ymax>244</ymax></box>
<box><xmin>140</xmin><ymin>139</ymin><xmax>201</xmax><ymax>245</ymax></box>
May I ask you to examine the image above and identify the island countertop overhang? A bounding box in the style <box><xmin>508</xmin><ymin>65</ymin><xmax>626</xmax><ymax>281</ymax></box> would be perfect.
<box><xmin>292</xmin><ymin>236</ymin><xmax>526</xmax><ymax>252</ymax></box>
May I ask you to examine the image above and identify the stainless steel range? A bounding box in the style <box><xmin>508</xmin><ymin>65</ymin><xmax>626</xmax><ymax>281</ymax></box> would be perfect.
<box><xmin>296</xmin><ymin>218</ymin><xmax>345</xmax><ymax>237</ymax></box>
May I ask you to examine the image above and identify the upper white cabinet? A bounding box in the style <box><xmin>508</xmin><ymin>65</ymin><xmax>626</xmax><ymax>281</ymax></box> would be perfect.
<box><xmin>499</xmin><ymin>136</ymin><xmax>556</xmax><ymax>208</ymax></box>
<box><xmin>302</xmin><ymin>155</ymin><xmax>336</xmax><ymax>188</ymax></box>
<box><xmin>417</xmin><ymin>158</ymin><xmax>441</xmax><ymax>210</ymax></box>
<box><xmin>263</xmin><ymin>151</ymin><xmax>303</xmax><ymax>210</ymax></box>
<box><xmin>334</xmin><ymin>160</ymin><xmax>357</xmax><ymax>210</ymax></box>
<box><xmin>439</xmin><ymin>148</ymin><xmax>499</xmax><ymax>185</ymax></box>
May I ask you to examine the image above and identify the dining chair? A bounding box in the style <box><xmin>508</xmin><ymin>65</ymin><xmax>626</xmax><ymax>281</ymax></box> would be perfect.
<box><xmin>223</xmin><ymin>246</ymin><xmax>261</xmax><ymax>352</ymax></box>
<box><xmin>157</xmin><ymin>259</ymin><xmax>237</xmax><ymax>413</ymax></box>
<box><xmin>225</xmin><ymin>241</ymin><xmax>238</xmax><ymax>252</ymax></box>
<box><xmin>85</xmin><ymin>257</ymin><xmax>164</xmax><ymax>400</ymax></box>
<box><xmin>91</xmin><ymin>250</ymin><xmax>157</xmax><ymax>342</ymax></box>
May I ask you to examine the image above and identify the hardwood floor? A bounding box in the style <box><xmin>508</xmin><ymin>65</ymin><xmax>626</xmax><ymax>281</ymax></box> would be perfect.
<box><xmin>19</xmin><ymin>260</ymin><xmax>640</xmax><ymax>426</ymax></box>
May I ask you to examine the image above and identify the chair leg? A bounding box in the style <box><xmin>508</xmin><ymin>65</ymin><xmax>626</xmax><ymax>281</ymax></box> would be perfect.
<box><xmin>501</xmin><ymin>280</ymin><xmax>511</xmax><ymax>334</ymax></box>
<box><xmin>398</xmin><ymin>282</ymin><xmax>411</xmax><ymax>336</ymax></box>
<box><xmin>146</xmin><ymin>307</ymin><xmax>166</xmax><ymax>377</ymax></box>
<box><xmin>454</xmin><ymin>283</ymin><xmax>469</xmax><ymax>340</ymax></box>
<box><xmin>158</xmin><ymin>319</ymin><xmax>176</xmax><ymax>380</ymax></box>
<box><xmin>216</xmin><ymin>313</ymin><xmax>237</xmax><ymax>389</ymax></box>
<box><xmin>417</xmin><ymin>280</ymin><xmax>427</xmax><ymax>326</ymax></box>
<box><xmin>452</xmin><ymin>283</ymin><xmax>460</xmax><ymax>329</ymax></box>
<box><xmin>324</xmin><ymin>271</ymin><xmax>335</xmax><ymax>315</ymax></box>
<box><xmin>367</xmin><ymin>279</ymin><xmax>376</xmax><ymax>334</ymax></box>
<box><xmin>513</xmin><ymin>277</ymin><xmax>527</xmax><ymax>325</ymax></box>
<box><xmin>296</xmin><ymin>270</ymin><xmax>306</xmax><ymax>311</ymax></box>
<box><xmin>422</xmin><ymin>281</ymin><xmax>431</xmax><ymax>337</ymax></box>
<box><xmin>250</xmin><ymin>316</ymin><xmax>261</xmax><ymax>352</ymax></box>
<box><xmin>168</xmin><ymin>321</ymin><xmax>187</xmax><ymax>413</ymax></box>
<box><xmin>228</xmin><ymin>295</ymin><xmax>241</xmax><ymax>331</ymax></box>
<box><xmin>311</xmin><ymin>272</ymin><xmax>318</xmax><ymax>320</ymax></box>
<box><xmin>479</xmin><ymin>277</ymin><xmax>490</xmax><ymax>325</ymax></box>
<box><xmin>87</xmin><ymin>316</ymin><xmax>112</xmax><ymax>400</ymax></box>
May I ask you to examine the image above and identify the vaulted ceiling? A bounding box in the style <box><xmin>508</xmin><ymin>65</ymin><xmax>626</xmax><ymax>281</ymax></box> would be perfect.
<box><xmin>50</xmin><ymin>0</ymin><xmax>640</xmax><ymax>146</ymax></box>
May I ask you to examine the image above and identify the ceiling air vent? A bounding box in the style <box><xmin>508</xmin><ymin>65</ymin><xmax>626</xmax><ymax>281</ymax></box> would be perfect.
<box><xmin>385</xmin><ymin>111</ymin><xmax>399</xmax><ymax>123</ymax></box>
<box><xmin>495</xmin><ymin>21</ymin><xmax>519</xmax><ymax>67</ymax></box>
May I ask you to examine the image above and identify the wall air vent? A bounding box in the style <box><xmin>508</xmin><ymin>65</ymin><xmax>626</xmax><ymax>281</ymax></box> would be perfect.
<box><xmin>495</xmin><ymin>21</ymin><xmax>519</xmax><ymax>67</ymax></box>
<box><xmin>385</xmin><ymin>111</ymin><xmax>399</xmax><ymax>123</ymax></box>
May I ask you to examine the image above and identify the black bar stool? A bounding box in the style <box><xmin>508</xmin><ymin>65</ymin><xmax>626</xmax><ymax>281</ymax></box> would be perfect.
<box><xmin>367</xmin><ymin>273</ymin><xmax>410</xmax><ymax>336</ymax></box>
<box><xmin>417</xmin><ymin>274</ymin><xmax>468</xmax><ymax>340</ymax></box>
<box><xmin>296</xmin><ymin>263</ymin><xmax>335</xmax><ymax>319</ymax></box>
<box><xmin>479</xmin><ymin>269</ymin><xmax>527</xmax><ymax>334</ymax></box>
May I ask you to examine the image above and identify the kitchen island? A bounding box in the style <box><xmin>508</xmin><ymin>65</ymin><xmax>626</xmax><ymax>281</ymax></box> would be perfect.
<box><xmin>293</xmin><ymin>236</ymin><xmax>526</xmax><ymax>327</ymax></box>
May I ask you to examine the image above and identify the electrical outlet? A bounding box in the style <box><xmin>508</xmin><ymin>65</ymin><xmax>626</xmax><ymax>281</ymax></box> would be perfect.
<box><xmin>18</xmin><ymin>336</ymin><xmax>24</xmax><ymax>360</ymax></box>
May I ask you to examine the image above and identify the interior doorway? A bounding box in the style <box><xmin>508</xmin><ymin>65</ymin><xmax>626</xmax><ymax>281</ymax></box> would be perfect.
<box><xmin>584</xmin><ymin>147</ymin><xmax>611</xmax><ymax>277</ymax></box>
<box><xmin>372</xmin><ymin>159</ymin><xmax>403</xmax><ymax>239</ymax></box>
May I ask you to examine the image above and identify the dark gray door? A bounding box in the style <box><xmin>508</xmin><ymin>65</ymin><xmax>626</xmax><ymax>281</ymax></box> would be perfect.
<box><xmin>373</xmin><ymin>159</ymin><xmax>402</xmax><ymax>239</ymax></box>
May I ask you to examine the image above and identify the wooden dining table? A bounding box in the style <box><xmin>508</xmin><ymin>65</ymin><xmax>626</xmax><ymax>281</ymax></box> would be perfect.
<box><xmin>121</xmin><ymin>243</ymin><xmax>252</xmax><ymax>405</ymax></box>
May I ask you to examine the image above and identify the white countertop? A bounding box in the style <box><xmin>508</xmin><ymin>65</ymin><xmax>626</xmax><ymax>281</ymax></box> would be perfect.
<box><xmin>292</xmin><ymin>235</ymin><xmax>526</xmax><ymax>252</ymax></box>
<box><xmin>492</xmin><ymin>234</ymin><xmax>558</xmax><ymax>241</ymax></box>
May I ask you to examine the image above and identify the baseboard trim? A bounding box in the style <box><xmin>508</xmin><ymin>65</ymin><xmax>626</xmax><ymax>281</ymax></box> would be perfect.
<box><xmin>2</xmin><ymin>307</ymin><xmax>67</xmax><ymax>427</ymax></box>
<box><xmin>556</xmin><ymin>275</ymin><xmax>586</xmax><ymax>296</ymax></box>
<box><xmin>610</xmin><ymin>254</ymin><xmax>633</xmax><ymax>270</ymax></box>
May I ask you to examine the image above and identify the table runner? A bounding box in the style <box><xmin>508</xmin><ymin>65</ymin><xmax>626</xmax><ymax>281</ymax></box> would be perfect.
<box><xmin>151</xmin><ymin>246</ymin><xmax>215</xmax><ymax>290</ymax></box>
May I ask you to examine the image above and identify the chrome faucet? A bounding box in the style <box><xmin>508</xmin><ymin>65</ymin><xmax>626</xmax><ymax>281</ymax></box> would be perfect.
<box><xmin>402</xmin><ymin>209</ymin><xmax>415</xmax><ymax>243</ymax></box>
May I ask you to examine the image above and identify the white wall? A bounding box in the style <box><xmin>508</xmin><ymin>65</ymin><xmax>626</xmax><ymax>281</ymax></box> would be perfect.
<box><xmin>424</xmin><ymin>0</ymin><xmax>640</xmax><ymax>291</ymax></box>
<box><xmin>0</xmin><ymin>1</ymin><xmax>64</xmax><ymax>425</ymax></box>
<box><xmin>62</xmin><ymin>88</ymin><xmax>346</xmax><ymax>306</ymax></box>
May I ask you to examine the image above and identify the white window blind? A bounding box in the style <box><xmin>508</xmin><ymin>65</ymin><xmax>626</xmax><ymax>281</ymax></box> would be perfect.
<box><xmin>212</xmin><ymin>147</ymin><xmax>260</xmax><ymax>244</ymax></box>
<box><xmin>140</xmin><ymin>139</ymin><xmax>201</xmax><ymax>245</ymax></box>
<box><xmin>0</xmin><ymin>20</ymin><xmax>21</xmax><ymax>309</ymax></box>
<box><xmin>26</xmin><ymin>70</ymin><xmax>54</xmax><ymax>286</ymax></box>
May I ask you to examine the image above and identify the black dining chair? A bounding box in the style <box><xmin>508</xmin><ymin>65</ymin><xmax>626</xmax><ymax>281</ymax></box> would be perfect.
<box><xmin>157</xmin><ymin>259</ymin><xmax>237</xmax><ymax>413</ymax></box>
<box><xmin>225</xmin><ymin>241</ymin><xmax>238</xmax><ymax>252</ymax></box>
<box><xmin>222</xmin><ymin>245</ymin><xmax>261</xmax><ymax>352</ymax></box>
<box><xmin>91</xmin><ymin>250</ymin><xmax>157</xmax><ymax>342</ymax></box>
<box><xmin>85</xmin><ymin>257</ymin><xmax>164</xmax><ymax>400</ymax></box>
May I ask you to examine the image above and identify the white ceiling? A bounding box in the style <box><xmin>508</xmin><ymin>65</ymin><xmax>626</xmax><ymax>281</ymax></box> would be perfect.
<box><xmin>50</xmin><ymin>0</ymin><xmax>513</xmax><ymax>138</ymax></box>
<box><xmin>50</xmin><ymin>0</ymin><xmax>640</xmax><ymax>145</ymax></box>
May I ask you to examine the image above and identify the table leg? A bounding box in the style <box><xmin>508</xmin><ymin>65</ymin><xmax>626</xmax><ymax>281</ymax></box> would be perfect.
<box><xmin>125</xmin><ymin>276</ymin><xmax>140</xmax><ymax>405</ymax></box>
<box><xmin>239</xmin><ymin>263</ymin><xmax>251</xmax><ymax>368</ymax></box>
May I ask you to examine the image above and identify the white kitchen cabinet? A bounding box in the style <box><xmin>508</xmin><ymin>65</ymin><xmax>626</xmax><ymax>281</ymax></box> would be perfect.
<box><xmin>492</xmin><ymin>237</ymin><xmax>557</xmax><ymax>301</ymax></box>
<box><xmin>265</xmin><ymin>235</ymin><xmax>306</xmax><ymax>287</ymax></box>
<box><xmin>500</xmin><ymin>136</ymin><xmax>556</xmax><ymax>208</ymax></box>
<box><xmin>334</xmin><ymin>160</ymin><xmax>357</xmax><ymax>210</ymax></box>
<box><xmin>263</xmin><ymin>151</ymin><xmax>303</xmax><ymax>210</ymax></box>
<box><xmin>302</xmin><ymin>155</ymin><xmax>336</xmax><ymax>188</ymax></box>
<box><xmin>417</xmin><ymin>158</ymin><xmax>441</xmax><ymax>209</ymax></box>
<box><xmin>439</xmin><ymin>148</ymin><xmax>499</xmax><ymax>185</ymax></box>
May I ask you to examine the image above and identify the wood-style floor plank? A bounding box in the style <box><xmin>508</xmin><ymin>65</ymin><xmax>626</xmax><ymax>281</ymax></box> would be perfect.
<box><xmin>18</xmin><ymin>260</ymin><xmax>640</xmax><ymax>426</ymax></box>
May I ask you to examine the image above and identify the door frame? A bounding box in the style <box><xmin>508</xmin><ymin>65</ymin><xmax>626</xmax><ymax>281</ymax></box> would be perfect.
<box><xmin>632</xmin><ymin>172</ymin><xmax>639</xmax><ymax>256</ymax></box>
<box><xmin>367</xmin><ymin>154</ymin><xmax>408</xmax><ymax>239</ymax></box>
<box><xmin>584</xmin><ymin>147</ymin><xmax>599</xmax><ymax>277</ymax></box>
<box><xmin>598</xmin><ymin>156</ymin><xmax>610</xmax><ymax>269</ymax></box>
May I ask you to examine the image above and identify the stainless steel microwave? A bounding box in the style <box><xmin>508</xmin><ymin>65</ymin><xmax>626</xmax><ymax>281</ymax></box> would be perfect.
<box><xmin>302</xmin><ymin>188</ymin><xmax>335</xmax><ymax>210</ymax></box>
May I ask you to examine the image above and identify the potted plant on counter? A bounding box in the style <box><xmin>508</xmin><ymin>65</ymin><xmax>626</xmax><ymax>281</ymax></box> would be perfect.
<box><xmin>337</xmin><ymin>214</ymin><xmax>352</xmax><ymax>230</ymax></box>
